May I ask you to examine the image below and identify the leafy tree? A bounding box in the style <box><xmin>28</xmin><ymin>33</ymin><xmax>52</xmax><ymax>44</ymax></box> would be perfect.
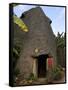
<box><xmin>56</xmin><ymin>32</ymin><xmax>65</xmax><ymax>67</ymax></box>
<box><xmin>56</xmin><ymin>32</ymin><xmax>65</xmax><ymax>48</ymax></box>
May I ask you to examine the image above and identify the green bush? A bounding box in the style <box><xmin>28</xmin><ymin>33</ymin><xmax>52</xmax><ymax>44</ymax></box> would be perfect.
<box><xmin>14</xmin><ymin>68</ymin><xmax>20</xmax><ymax>77</ymax></box>
<box><xmin>27</xmin><ymin>73</ymin><xmax>36</xmax><ymax>81</ymax></box>
<box><xmin>47</xmin><ymin>65</ymin><xmax>64</xmax><ymax>83</ymax></box>
<box><xmin>51</xmin><ymin>66</ymin><xmax>64</xmax><ymax>80</ymax></box>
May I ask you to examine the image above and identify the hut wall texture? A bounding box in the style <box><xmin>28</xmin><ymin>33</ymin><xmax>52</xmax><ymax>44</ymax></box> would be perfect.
<box><xmin>14</xmin><ymin>23</ymin><xmax>26</xmax><ymax>48</ymax></box>
<box><xmin>16</xmin><ymin>7</ymin><xmax>57</xmax><ymax>78</ymax></box>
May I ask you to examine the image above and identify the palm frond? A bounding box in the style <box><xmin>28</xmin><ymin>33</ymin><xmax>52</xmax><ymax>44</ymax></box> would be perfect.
<box><xmin>13</xmin><ymin>15</ymin><xmax>28</xmax><ymax>32</ymax></box>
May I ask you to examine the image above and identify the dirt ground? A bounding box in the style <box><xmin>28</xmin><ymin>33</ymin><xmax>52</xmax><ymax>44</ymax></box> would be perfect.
<box><xmin>15</xmin><ymin>69</ymin><xmax>66</xmax><ymax>86</ymax></box>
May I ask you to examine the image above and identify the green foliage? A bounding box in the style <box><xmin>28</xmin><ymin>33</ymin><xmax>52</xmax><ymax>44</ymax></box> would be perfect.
<box><xmin>47</xmin><ymin>65</ymin><xmax>64</xmax><ymax>83</ymax></box>
<box><xmin>13</xmin><ymin>15</ymin><xmax>28</xmax><ymax>32</ymax></box>
<box><xmin>56</xmin><ymin>32</ymin><xmax>65</xmax><ymax>66</ymax></box>
<box><xmin>14</xmin><ymin>68</ymin><xmax>20</xmax><ymax>77</ymax></box>
<box><xmin>13</xmin><ymin>45</ymin><xmax>21</xmax><ymax>68</ymax></box>
<box><xmin>13</xmin><ymin>45</ymin><xmax>21</xmax><ymax>59</ymax></box>
<box><xmin>56</xmin><ymin>32</ymin><xmax>65</xmax><ymax>47</ymax></box>
<box><xmin>13</xmin><ymin>48</ymin><xmax>19</xmax><ymax>57</ymax></box>
<box><xmin>57</xmin><ymin>65</ymin><xmax>64</xmax><ymax>71</ymax></box>
<box><xmin>13</xmin><ymin>45</ymin><xmax>21</xmax><ymax>83</ymax></box>
<box><xmin>27</xmin><ymin>73</ymin><xmax>36</xmax><ymax>80</ymax></box>
<box><xmin>52</xmin><ymin>68</ymin><xmax>60</xmax><ymax>80</ymax></box>
<box><xmin>51</xmin><ymin>66</ymin><xmax>64</xmax><ymax>80</ymax></box>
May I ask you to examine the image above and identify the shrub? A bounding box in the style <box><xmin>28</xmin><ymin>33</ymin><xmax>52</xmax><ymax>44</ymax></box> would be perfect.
<box><xmin>27</xmin><ymin>73</ymin><xmax>36</xmax><ymax>81</ymax></box>
<box><xmin>14</xmin><ymin>68</ymin><xmax>20</xmax><ymax>77</ymax></box>
<box><xmin>47</xmin><ymin>65</ymin><xmax>64</xmax><ymax>83</ymax></box>
<box><xmin>51</xmin><ymin>66</ymin><xmax>64</xmax><ymax>80</ymax></box>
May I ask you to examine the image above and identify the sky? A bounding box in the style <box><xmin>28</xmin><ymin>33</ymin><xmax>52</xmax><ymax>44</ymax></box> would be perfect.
<box><xmin>13</xmin><ymin>4</ymin><xmax>65</xmax><ymax>36</ymax></box>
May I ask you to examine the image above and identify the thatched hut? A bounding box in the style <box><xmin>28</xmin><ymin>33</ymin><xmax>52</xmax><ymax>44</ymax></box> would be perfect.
<box><xmin>14</xmin><ymin>7</ymin><xmax>57</xmax><ymax>79</ymax></box>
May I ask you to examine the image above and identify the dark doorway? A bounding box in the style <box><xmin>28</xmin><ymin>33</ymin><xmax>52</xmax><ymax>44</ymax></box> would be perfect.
<box><xmin>37</xmin><ymin>54</ymin><xmax>48</xmax><ymax>77</ymax></box>
<box><xmin>32</xmin><ymin>54</ymin><xmax>49</xmax><ymax>78</ymax></box>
